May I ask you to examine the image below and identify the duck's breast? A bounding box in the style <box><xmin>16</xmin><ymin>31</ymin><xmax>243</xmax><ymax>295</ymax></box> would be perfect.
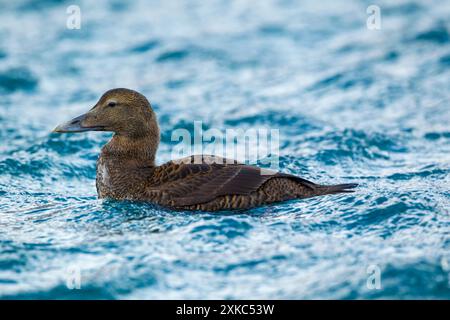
<box><xmin>96</xmin><ymin>157</ymin><xmax>111</xmax><ymax>198</ymax></box>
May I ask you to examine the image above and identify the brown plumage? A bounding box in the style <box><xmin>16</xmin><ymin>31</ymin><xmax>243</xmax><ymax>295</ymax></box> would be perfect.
<box><xmin>54</xmin><ymin>88</ymin><xmax>357</xmax><ymax>211</ymax></box>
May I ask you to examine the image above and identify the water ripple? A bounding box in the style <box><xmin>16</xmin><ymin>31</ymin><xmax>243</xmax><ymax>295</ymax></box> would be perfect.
<box><xmin>0</xmin><ymin>0</ymin><xmax>449</xmax><ymax>300</ymax></box>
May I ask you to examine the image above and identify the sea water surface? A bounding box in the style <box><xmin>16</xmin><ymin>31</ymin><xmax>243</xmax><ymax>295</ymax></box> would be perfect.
<box><xmin>0</xmin><ymin>0</ymin><xmax>449</xmax><ymax>299</ymax></box>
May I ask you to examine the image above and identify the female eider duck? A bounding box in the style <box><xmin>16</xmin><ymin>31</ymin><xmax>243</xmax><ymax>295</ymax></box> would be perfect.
<box><xmin>54</xmin><ymin>88</ymin><xmax>357</xmax><ymax>211</ymax></box>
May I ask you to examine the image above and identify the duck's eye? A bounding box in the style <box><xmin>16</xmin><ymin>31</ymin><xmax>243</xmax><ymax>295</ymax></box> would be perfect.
<box><xmin>107</xmin><ymin>101</ymin><xmax>117</xmax><ymax>107</ymax></box>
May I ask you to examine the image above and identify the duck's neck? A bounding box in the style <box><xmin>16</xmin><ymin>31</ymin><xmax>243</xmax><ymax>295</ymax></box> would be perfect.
<box><xmin>101</xmin><ymin>133</ymin><xmax>159</xmax><ymax>166</ymax></box>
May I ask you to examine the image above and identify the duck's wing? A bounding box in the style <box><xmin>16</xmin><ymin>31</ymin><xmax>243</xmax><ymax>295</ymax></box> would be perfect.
<box><xmin>150</xmin><ymin>158</ymin><xmax>316</xmax><ymax>207</ymax></box>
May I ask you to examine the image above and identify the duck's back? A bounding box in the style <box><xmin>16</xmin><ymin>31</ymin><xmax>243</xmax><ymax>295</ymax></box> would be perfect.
<box><xmin>96</xmin><ymin>154</ymin><xmax>356</xmax><ymax>211</ymax></box>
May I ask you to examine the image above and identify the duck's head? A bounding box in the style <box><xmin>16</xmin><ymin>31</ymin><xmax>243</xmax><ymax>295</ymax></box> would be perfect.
<box><xmin>54</xmin><ymin>88</ymin><xmax>159</xmax><ymax>139</ymax></box>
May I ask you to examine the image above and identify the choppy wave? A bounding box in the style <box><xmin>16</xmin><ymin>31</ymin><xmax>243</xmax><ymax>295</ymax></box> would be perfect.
<box><xmin>0</xmin><ymin>0</ymin><xmax>449</xmax><ymax>299</ymax></box>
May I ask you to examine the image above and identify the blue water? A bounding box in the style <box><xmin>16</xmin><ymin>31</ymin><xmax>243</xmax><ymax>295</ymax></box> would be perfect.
<box><xmin>0</xmin><ymin>0</ymin><xmax>449</xmax><ymax>299</ymax></box>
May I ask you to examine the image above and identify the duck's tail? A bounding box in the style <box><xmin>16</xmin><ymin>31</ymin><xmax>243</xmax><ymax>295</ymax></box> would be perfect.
<box><xmin>314</xmin><ymin>183</ymin><xmax>358</xmax><ymax>195</ymax></box>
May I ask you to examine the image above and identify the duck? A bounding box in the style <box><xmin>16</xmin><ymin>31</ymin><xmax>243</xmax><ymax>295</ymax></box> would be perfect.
<box><xmin>54</xmin><ymin>88</ymin><xmax>357</xmax><ymax>211</ymax></box>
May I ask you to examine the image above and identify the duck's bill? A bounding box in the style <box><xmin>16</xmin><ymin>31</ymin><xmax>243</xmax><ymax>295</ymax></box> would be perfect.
<box><xmin>53</xmin><ymin>113</ymin><xmax>105</xmax><ymax>133</ymax></box>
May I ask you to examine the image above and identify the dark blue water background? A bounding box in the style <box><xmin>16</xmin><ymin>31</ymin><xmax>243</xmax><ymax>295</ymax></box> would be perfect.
<box><xmin>0</xmin><ymin>0</ymin><xmax>449</xmax><ymax>299</ymax></box>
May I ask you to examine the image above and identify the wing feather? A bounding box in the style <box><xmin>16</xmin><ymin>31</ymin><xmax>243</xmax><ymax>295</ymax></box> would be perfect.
<box><xmin>149</xmin><ymin>157</ymin><xmax>316</xmax><ymax>207</ymax></box>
